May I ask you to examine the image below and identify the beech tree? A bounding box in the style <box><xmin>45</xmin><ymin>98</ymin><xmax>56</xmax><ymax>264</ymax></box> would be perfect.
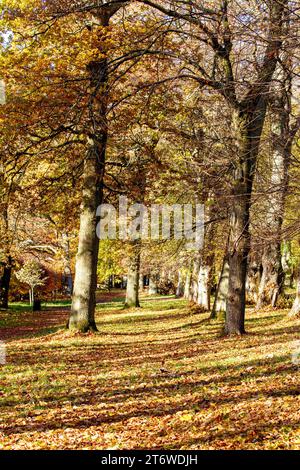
<box><xmin>256</xmin><ymin>61</ymin><xmax>298</xmax><ymax>308</ymax></box>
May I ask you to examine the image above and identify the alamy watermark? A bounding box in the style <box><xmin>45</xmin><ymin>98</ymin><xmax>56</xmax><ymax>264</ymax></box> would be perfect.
<box><xmin>0</xmin><ymin>341</ymin><xmax>6</xmax><ymax>365</ymax></box>
<box><xmin>96</xmin><ymin>196</ymin><xmax>204</xmax><ymax>250</ymax></box>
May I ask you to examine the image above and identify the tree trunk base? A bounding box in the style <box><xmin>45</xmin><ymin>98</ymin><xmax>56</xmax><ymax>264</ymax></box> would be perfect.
<box><xmin>223</xmin><ymin>327</ymin><xmax>246</xmax><ymax>336</ymax></box>
<box><xmin>124</xmin><ymin>302</ymin><xmax>141</xmax><ymax>309</ymax></box>
<box><xmin>67</xmin><ymin>319</ymin><xmax>99</xmax><ymax>333</ymax></box>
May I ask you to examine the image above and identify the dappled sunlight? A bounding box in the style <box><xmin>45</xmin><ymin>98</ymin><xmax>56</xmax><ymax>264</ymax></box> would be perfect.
<box><xmin>0</xmin><ymin>296</ymin><xmax>300</xmax><ymax>449</ymax></box>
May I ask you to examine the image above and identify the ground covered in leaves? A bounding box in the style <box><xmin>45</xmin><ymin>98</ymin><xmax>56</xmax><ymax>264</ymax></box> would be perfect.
<box><xmin>0</xmin><ymin>293</ymin><xmax>300</xmax><ymax>450</ymax></box>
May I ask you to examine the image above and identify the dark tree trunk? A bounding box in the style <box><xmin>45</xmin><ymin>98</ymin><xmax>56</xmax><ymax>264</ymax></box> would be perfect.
<box><xmin>225</xmin><ymin>105</ymin><xmax>268</xmax><ymax>335</ymax></box>
<box><xmin>0</xmin><ymin>255</ymin><xmax>12</xmax><ymax>309</ymax></box>
<box><xmin>225</xmin><ymin>1</ymin><xmax>288</xmax><ymax>334</ymax></box>
<box><xmin>0</xmin><ymin>199</ymin><xmax>12</xmax><ymax>310</ymax></box>
<box><xmin>61</xmin><ymin>232</ymin><xmax>73</xmax><ymax>296</ymax></box>
<box><xmin>139</xmin><ymin>274</ymin><xmax>144</xmax><ymax>292</ymax></box>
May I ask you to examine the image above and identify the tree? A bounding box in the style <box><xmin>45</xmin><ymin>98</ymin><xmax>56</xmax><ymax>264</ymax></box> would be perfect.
<box><xmin>15</xmin><ymin>261</ymin><xmax>46</xmax><ymax>306</ymax></box>
<box><xmin>256</xmin><ymin>60</ymin><xmax>296</xmax><ymax>309</ymax></box>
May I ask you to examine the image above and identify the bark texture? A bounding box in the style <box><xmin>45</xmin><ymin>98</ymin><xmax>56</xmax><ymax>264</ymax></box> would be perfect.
<box><xmin>256</xmin><ymin>74</ymin><xmax>292</xmax><ymax>309</ymax></box>
<box><xmin>211</xmin><ymin>253</ymin><xmax>229</xmax><ymax>319</ymax></box>
<box><xmin>69</xmin><ymin>14</ymin><xmax>109</xmax><ymax>332</ymax></box>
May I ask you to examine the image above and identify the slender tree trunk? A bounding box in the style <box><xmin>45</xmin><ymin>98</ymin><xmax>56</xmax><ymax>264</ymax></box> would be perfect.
<box><xmin>125</xmin><ymin>241</ymin><xmax>141</xmax><ymax>308</ymax></box>
<box><xmin>189</xmin><ymin>256</ymin><xmax>200</xmax><ymax>302</ymax></box>
<box><xmin>196</xmin><ymin>202</ymin><xmax>215</xmax><ymax>311</ymax></box>
<box><xmin>197</xmin><ymin>264</ymin><xmax>212</xmax><ymax>310</ymax></box>
<box><xmin>176</xmin><ymin>271</ymin><xmax>184</xmax><ymax>298</ymax></box>
<box><xmin>139</xmin><ymin>274</ymin><xmax>144</xmax><ymax>292</ymax></box>
<box><xmin>211</xmin><ymin>253</ymin><xmax>229</xmax><ymax>319</ymax></box>
<box><xmin>69</xmin><ymin>18</ymin><xmax>108</xmax><ymax>332</ymax></box>
<box><xmin>289</xmin><ymin>267</ymin><xmax>300</xmax><ymax>318</ymax></box>
<box><xmin>0</xmin><ymin>201</ymin><xmax>12</xmax><ymax>309</ymax></box>
<box><xmin>183</xmin><ymin>266</ymin><xmax>192</xmax><ymax>300</ymax></box>
<box><xmin>61</xmin><ymin>232</ymin><xmax>73</xmax><ymax>296</ymax></box>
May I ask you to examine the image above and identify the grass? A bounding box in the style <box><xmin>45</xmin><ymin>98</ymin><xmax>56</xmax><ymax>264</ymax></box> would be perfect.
<box><xmin>7</xmin><ymin>300</ymin><xmax>72</xmax><ymax>311</ymax></box>
<box><xmin>0</xmin><ymin>294</ymin><xmax>300</xmax><ymax>449</ymax></box>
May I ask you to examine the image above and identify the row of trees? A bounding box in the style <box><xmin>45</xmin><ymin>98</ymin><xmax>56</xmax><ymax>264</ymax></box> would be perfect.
<box><xmin>0</xmin><ymin>1</ymin><xmax>299</xmax><ymax>334</ymax></box>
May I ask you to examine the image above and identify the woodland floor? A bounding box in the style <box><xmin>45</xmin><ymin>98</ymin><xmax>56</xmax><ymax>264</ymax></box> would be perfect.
<box><xmin>0</xmin><ymin>292</ymin><xmax>300</xmax><ymax>450</ymax></box>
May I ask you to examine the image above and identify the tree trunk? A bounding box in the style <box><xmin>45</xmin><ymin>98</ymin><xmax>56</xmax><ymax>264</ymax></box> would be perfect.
<box><xmin>196</xmin><ymin>201</ymin><xmax>215</xmax><ymax>311</ymax></box>
<box><xmin>149</xmin><ymin>273</ymin><xmax>159</xmax><ymax>295</ymax></box>
<box><xmin>256</xmin><ymin>243</ymin><xmax>284</xmax><ymax>309</ymax></box>
<box><xmin>0</xmin><ymin>255</ymin><xmax>12</xmax><ymax>309</ymax></box>
<box><xmin>176</xmin><ymin>271</ymin><xmax>184</xmax><ymax>298</ymax></box>
<box><xmin>125</xmin><ymin>241</ymin><xmax>141</xmax><ymax>308</ymax></box>
<box><xmin>0</xmin><ymin>200</ymin><xmax>12</xmax><ymax>309</ymax></box>
<box><xmin>189</xmin><ymin>256</ymin><xmax>200</xmax><ymax>303</ymax></box>
<box><xmin>225</xmin><ymin>107</ymin><xmax>267</xmax><ymax>335</ymax></box>
<box><xmin>256</xmin><ymin>74</ymin><xmax>291</xmax><ymax>309</ymax></box>
<box><xmin>183</xmin><ymin>266</ymin><xmax>192</xmax><ymax>299</ymax></box>
<box><xmin>246</xmin><ymin>260</ymin><xmax>261</xmax><ymax>305</ymax></box>
<box><xmin>69</xmin><ymin>19</ymin><xmax>108</xmax><ymax>332</ymax></box>
<box><xmin>139</xmin><ymin>274</ymin><xmax>144</xmax><ymax>292</ymax></box>
<box><xmin>197</xmin><ymin>264</ymin><xmax>212</xmax><ymax>310</ymax></box>
<box><xmin>289</xmin><ymin>267</ymin><xmax>300</xmax><ymax>318</ymax></box>
<box><xmin>211</xmin><ymin>253</ymin><xmax>229</xmax><ymax>319</ymax></box>
<box><xmin>61</xmin><ymin>232</ymin><xmax>73</xmax><ymax>296</ymax></box>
